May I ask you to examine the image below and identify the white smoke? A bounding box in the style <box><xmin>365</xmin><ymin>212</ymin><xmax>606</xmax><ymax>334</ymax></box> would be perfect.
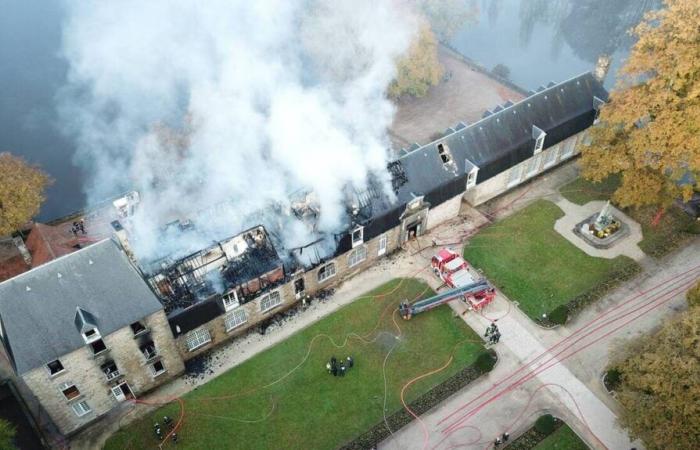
<box><xmin>59</xmin><ymin>0</ymin><xmax>416</xmax><ymax>261</ymax></box>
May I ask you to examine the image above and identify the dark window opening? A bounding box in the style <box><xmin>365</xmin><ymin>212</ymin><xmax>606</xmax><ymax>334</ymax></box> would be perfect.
<box><xmin>84</xmin><ymin>329</ymin><xmax>97</xmax><ymax>338</ymax></box>
<box><xmin>90</xmin><ymin>339</ymin><xmax>107</xmax><ymax>355</ymax></box>
<box><xmin>62</xmin><ymin>385</ymin><xmax>80</xmax><ymax>400</ymax></box>
<box><xmin>294</xmin><ymin>278</ymin><xmax>305</xmax><ymax>294</ymax></box>
<box><xmin>140</xmin><ymin>341</ymin><xmax>157</xmax><ymax>360</ymax></box>
<box><xmin>437</xmin><ymin>143</ymin><xmax>452</xmax><ymax>164</ymax></box>
<box><xmin>102</xmin><ymin>361</ymin><xmax>120</xmax><ymax>380</ymax></box>
<box><xmin>151</xmin><ymin>360</ymin><xmax>165</xmax><ymax>375</ymax></box>
<box><xmin>130</xmin><ymin>321</ymin><xmax>146</xmax><ymax>335</ymax></box>
<box><xmin>351</xmin><ymin>228</ymin><xmax>363</xmax><ymax>244</ymax></box>
<box><xmin>47</xmin><ymin>359</ymin><xmax>64</xmax><ymax>375</ymax></box>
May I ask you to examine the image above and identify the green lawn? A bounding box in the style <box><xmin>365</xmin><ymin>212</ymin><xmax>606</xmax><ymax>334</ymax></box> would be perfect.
<box><xmin>463</xmin><ymin>200</ymin><xmax>638</xmax><ymax>320</ymax></box>
<box><xmin>560</xmin><ymin>176</ymin><xmax>698</xmax><ymax>257</ymax></box>
<box><xmin>105</xmin><ymin>279</ymin><xmax>487</xmax><ymax>450</ymax></box>
<box><xmin>533</xmin><ymin>424</ymin><xmax>589</xmax><ymax>450</ymax></box>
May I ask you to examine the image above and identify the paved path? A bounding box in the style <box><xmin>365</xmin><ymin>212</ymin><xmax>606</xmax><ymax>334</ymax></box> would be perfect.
<box><xmin>381</xmin><ymin>238</ymin><xmax>699</xmax><ymax>450</ymax></box>
<box><xmin>553</xmin><ymin>197</ymin><xmax>645</xmax><ymax>261</ymax></box>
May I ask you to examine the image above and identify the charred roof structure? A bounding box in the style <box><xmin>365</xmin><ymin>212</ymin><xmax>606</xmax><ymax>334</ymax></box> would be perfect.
<box><xmin>144</xmin><ymin>225</ymin><xmax>284</xmax><ymax>315</ymax></box>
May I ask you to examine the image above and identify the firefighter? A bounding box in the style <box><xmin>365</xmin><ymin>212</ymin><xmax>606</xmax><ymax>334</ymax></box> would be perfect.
<box><xmin>346</xmin><ymin>356</ymin><xmax>354</xmax><ymax>369</ymax></box>
<box><xmin>339</xmin><ymin>362</ymin><xmax>346</xmax><ymax>377</ymax></box>
<box><xmin>494</xmin><ymin>436</ymin><xmax>502</xmax><ymax>446</ymax></box>
<box><xmin>326</xmin><ymin>362</ymin><xmax>332</xmax><ymax>373</ymax></box>
<box><xmin>501</xmin><ymin>432</ymin><xmax>509</xmax><ymax>442</ymax></box>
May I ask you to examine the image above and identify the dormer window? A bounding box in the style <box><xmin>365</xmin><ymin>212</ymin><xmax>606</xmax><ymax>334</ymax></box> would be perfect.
<box><xmin>466</xmin><ymin>167</ymin><xmax>479</xmax><ymax>189</ymax></box>
<box><xmin>532</xmin><ymin>126</ymin><xmax>546</xmax><ymax>155</ymax></box>
<box><xmin>83</xmin><ymin>328</ymin><xmax>101</xmax><ymax>344</ymax></box>
<box><xmin>351</xmin><ymin>226</ymin><xmax>364</xmax><ymax>248</ymax></box>
<box><xmin>47</xmin><ymin>359</ymin><xmax>65</xmax><ymax>376</ymax></box>
<box><xmin>593</xmin><ymin>96</ymin><xmax>605</xmax><ymax>124</ymax></box>
<box><xmin>222</xmin><ymin>290</ymin><xmax>239</xmax><ymax>312</ymax></box>
<box><xmin>436</xmin><ymin>142</ymin><xmax>452</xmax><ymax>164</ymax></box>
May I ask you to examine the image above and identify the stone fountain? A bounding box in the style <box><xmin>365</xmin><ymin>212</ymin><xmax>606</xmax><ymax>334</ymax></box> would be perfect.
<box><xmin>575</xmin><ymin>201</ymin><xmax>630</xmax><ymax>249</ymax></box>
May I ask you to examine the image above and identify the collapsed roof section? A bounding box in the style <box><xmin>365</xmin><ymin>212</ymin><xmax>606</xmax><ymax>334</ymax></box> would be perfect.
<box><xmin>144</xmin><ymin>225</ymin><xmax>284</xmax><ymax>314</ymax></box>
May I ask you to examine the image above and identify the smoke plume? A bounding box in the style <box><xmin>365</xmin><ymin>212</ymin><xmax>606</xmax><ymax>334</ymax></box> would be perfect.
<box><xmin>59</xmin><ymin>0</ymin><xmax>415</xmax><ymax>261</ymax></box>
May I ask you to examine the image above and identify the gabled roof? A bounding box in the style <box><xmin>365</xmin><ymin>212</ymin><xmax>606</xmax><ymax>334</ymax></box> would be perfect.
<box><xmin>0</xmin><ymin>239</ymin><xmax>163</xmax><ymax>375</ymax></box>
<box><xmin>390</xmin><ymin>72</ymin><xmax>608</xmax><ymax>206</ymax></box>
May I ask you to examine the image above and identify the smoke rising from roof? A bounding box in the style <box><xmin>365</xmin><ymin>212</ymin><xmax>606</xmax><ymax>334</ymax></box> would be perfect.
<box><xmin>59</xmin><ymin>0</ymin><xmax>415</xmax><ymax>261</ymax></box>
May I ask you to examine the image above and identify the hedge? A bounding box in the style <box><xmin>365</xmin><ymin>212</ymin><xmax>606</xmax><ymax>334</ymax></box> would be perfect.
<box><xmin>505</xmin><ymin>415</ymin><xmax>563</xmax><ymax>450</ymax></box>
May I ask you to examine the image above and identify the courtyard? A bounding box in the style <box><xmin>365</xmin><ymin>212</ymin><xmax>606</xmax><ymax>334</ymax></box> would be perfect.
<box><xmin>463</xmin><ymin>199</ymin><xmax>639</xmax><ymax>322</ymax></box>
<box><xmin>104</xmin><ymin>279</ymin><xmax>488</xmax><ymax>450</ymax></box>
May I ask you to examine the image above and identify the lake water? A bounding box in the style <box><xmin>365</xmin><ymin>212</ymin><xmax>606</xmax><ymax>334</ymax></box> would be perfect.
<box><xmin>0</xmin><ymin>0</ymin><xmax>659</xmax><ymax>222</ymax></box>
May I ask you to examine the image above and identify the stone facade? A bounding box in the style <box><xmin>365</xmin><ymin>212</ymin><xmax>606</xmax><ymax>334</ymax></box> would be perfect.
<box><xmin>464</xmin><ymin>132</ymin><xmax>584</xmax><ymax>206</ymax></box>
<box><xmin>21</xmin><ymin>310</ymin><xmax>183</xmax><ymax>436</ymax></box>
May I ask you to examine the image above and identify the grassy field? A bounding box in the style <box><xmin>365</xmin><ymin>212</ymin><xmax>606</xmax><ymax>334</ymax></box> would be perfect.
<box><xmin>533</xmin><ymin>424</ymin><xmax>589</xmax><ymax>450</ymax></box>
<box><xmin>560</xmin><ymin>176</ymin><xmax>698</xmax><ymax>257</ymax></box>
<box><xmin>105</xmin><ymin>279</ymin><xmax>487</xmax><ymax>450</ymax></box>
<box><xmin>463</xmin><ymin>200</ymin><xmax>637</xmax><ymax>321</ymax></box>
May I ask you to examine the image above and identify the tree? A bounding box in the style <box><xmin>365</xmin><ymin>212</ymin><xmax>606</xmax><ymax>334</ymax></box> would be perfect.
<box><xmin>579</xmin><ymin>0</ymin><xmax>700</xmax><ymax>208</ymax></box>
<box><xmin>0</xmin><ymin>153</ymin><xmax>50</xmax><ymax>236</ymax></box>
<box><xmin>0</xmin><ymin>418</ymin><xmax>16</xmax><ymax>449</ymax></box>
<box><xmin>389</xmin><ymin>24</ymin><xmax>443</xmax><ymax>99</ymax></box>
<box><xmin>613</xmin><ymin>307</ymin><xmax>700</xmax><ymax>449</ymax></box>
<box><xmin>491</xmin><ymin>64</ymin><xmax>511</xmax><ymax>80</ymax></box>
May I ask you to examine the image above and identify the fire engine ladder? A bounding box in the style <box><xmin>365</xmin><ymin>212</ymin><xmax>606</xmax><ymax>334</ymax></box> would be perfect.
<box><xmin>399</xmin><ymin>280</ymin><xmax>491</xmax><ymax>320</ymax></box>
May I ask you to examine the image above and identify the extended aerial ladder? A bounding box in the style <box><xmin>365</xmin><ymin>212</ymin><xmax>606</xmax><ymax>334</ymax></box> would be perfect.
<box><xmin>399</xmin><ymin>280</ymin><xmax>494</xmax><ymax>320</ymax></box>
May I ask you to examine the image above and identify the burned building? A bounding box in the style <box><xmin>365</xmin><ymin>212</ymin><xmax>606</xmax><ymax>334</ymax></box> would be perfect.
<box><xmin>121</xmin><ymin>71</ymin><xmax>610</xmax><ymax>361</ymax></box>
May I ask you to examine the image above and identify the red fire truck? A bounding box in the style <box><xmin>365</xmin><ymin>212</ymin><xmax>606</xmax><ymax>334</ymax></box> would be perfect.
<box><xmin>431</xmin><ymin>248</ymin><xmax>495</xmax><ymax>311</ymax></box>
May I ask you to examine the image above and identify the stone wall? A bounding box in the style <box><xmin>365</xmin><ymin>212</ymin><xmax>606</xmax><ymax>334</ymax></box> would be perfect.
<box><xmin>464</xmin><ymin>132</ymin><xmax>585</xmax><ymax>206</ymax></box>
<box><xmin>427</xmin><ymin>194</ymin><xmax>463</xmax><ymax>230</ymax></box>
<box><xmin>173</xmin><ymin>226</ymin><xmax>403</xmax><ymax>361</ymax></box>
<box><xmin>21</xmin><ymin>309</ymin><xmax>182</xmax><ymax>436</ymax></box>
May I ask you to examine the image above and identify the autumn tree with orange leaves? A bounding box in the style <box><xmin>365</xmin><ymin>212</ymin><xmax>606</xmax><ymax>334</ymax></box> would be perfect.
<box><xmin>579</xmin><ymin>0</ymin><xmax>700</xmax><ymax>208</ymax></box>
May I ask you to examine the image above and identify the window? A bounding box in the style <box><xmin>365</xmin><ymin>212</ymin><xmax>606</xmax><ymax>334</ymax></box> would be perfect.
<box><xmin>294</xmin><ymin>278</ymin><xmax>305</xmax><ymax>298</ymax></box>
<box><xmin>317</xmin><ymin>263</ymin><xmax>336</xmax><ymax>283</ymax></box>
<box><xmin>534</xmin><ymin>135</ymin><xmax>545</xmax><ymax>154</ymax></box>
<box><xmin>60</xmin><ymin>382</ymin><xmax>80</xmax><ymax>400</ymax></box>
<box><xmin>561</xmin><ymin>139</ymin><xmax>576</xmax><ymax>158</ymax></box>
<box><xmin>150</xmin><ymin>360</ymin><xmax>166</xmax><ymax>376</ymax></box>
<box><xmin>102</xmin><ymin>361</ymin><xmax>120</xmax><ymax>381</ymax></box>
<box><xmin>130</xmin><ymin>321</ymin><xmax>146</xmax><ymax>336</ymax></box>
<box><xmin>224</xmin><ymin>308</ymin><xmax>248</xmax><ymax>331</ymax></box>
<box><xmin>47</xmin><ymin>359</ymin><xmax>64</xmax><ymax>376</ymax></box>
<box><xmin>437</xmin><ymin>142</ymin><xmax>452</xmax><ymax>164</ymax></box>
<box><xmin>347</xmin><ymin>246</ymin><xmax>367</xmax><ymax>268</ymax></box>
<box><xmin>90</xmin><ymin>339</ymin><xmax>107</xmax><ymax>355</ymax></box>
<box><xmin>222</xmin><ymin>290</ymin><xmax>239</xmax><ymax>311</ymax></box>
<box><xmin>83</xmin><ymin>328</ymin><xmax>100</xmax><ymax>344</ymax></box>
<box><xmin>351</xmin><ymin>226</ymin><xmax>364</xmax><ymax>248</ymax></box>
<box><xmin>378</xmin><ymin>234</ymin><xmax>388</xmax><ymax>256</ymax></box>
<box><xmin>542</xmin><ymin>145</ymin><xmax>559</xmax><ymax>168</ymax></box>
<box><xmin>466</xmin><ymin>168</ymin><xmax>478</xmax><ymax>189</ymax></box>
<box><xmin>72</xmin><ymin>401</ymin><xmax>91</xmax><ymax>417</ymax></box>
<box><xmin>186</xmin><ymin>328</ymin><xmax>211</xmax><ymax>352</ymax></box>
<box><xmin>139</xmin><ymin>341</ymin><xmax>157</xmax><ymax>360</ymax></box>
<box><xmin>260</xmin><ymin>291</ymin><xmax>282</xmax><ymax>313</ymax></box>
<box><xmin>507</xmin><ymin>164</ymin><xmax>524</xmax><ymax>188</ymax></box>
<box><xmin>525</xmin><ymin>154</ymin><xmax>542</xmax><ymax>177</ymax></box>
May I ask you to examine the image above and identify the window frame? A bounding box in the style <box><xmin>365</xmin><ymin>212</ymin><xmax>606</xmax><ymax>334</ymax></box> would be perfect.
<box><xmin>186</xmin><ymin>328</ymin><xmax>212</xmax><ymax>352</ymax></box>
<box><xmin>260</xmin><ymin>291</ymin><xmax>282</xmax><ymax>313</ymax></box>
<box><xmin>224</xmin><ymin>307</ymin><xmax>248</xmax><ymax>332</ymax></box>
<box><xmin>89</xmin><ymin>338</ymin><xmax>108</xmax><ymax>355</ymax></box>
<box><xmin>71</xmin><ymin>400</ymin><xmax>91</xmax><ymax>417</ymax></box>
<box><xmin>351</xmin><ymin>226</ymin><xmax>364</xmax><ymax>248</ymax></box>
<box><xmin>347</xmin><ymin>245</ymin><xmax>367</xmax><ymax>268</ymax></box>
<box><xmin>466</xmin><ymin>167</ymin><xmax>478</xmax><ymax>189</ymax></box>
<box><xmin>378</xmin><ymin>234</ymin><xmax>388</xmax><ymax>256</ymax></box>
<box><xmin>506</xmin><ymin>164</ymin><xmax>524</xmax><ymax>188</ymax></box>
<box><xmin>150</xmin><ymin>360</ymin><xmax>166</xmax><ymax>377</ymax></box>
<box><xmin>47</xmin><ymin>359</ymin><xmax>65</xmax><ymax>376</ymax></box>
<box><xmin>60</xmin><ymin>382</ymin><xmax>80</xmax><ymax>401</ymax></box>
<box><xmin>82</xmin><ymin>328</ymin><xmax>101</xmax><ymax>344</ymax></box>
<box><xmin>222</xmin><ymin>290</ymin><xmax>240</xmax><ymax>312</ymax></box>
<box><xmin>542</xmin><ymin>145</ymin><xmax>559</xmax><ymax>168</ymax></box>
<box><xmin>317</xmin><ymin>262</ymin><xmax>336</xmax><ymax>283</ymax></box>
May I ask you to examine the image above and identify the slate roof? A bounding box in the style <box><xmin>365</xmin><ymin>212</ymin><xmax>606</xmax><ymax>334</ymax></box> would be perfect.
<box><xmin>337</xmin><ymin>72</ymin><xmax>608</xmax><ymax>251</ymax></box>
<box><xmin>0</xmin><ymin>239</ymin><xmax>163</xmax><ymax>375</ymax></box>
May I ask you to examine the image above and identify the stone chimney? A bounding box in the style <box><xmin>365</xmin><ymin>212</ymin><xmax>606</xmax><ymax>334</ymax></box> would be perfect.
<box><xmin>594</xmin><ymin>54</ymin><xmax>611</xmax><ymax>83</ymax></box>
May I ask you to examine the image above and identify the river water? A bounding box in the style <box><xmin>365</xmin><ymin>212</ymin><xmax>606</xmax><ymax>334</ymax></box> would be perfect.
<box><xmin>0</xmin><ymin>0</ymin><xmax>659</xmax><ymax>222</ymax></box>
